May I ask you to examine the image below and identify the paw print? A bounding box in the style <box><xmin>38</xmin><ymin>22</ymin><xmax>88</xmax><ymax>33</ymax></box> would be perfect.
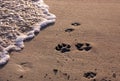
<box><xmin>75</xmin><ymin>43</ymin><xmax>92</xmax><ymax>51</ymax></box>
<box><xmin>55</xmin><ymin>43</ymin><xmax>71</xmax><ymax>53</ymax></box>
<box><xmin>83</xmin><ymin>71</ymin><xmax>97</xmax><ymax>79</ymax></box>
<box><xmin>65</xmin><ymin>28</ymin><xmax>74</xmax><ymax>33</ymax></box>
<box><xmin>71</xmin><ymin>22</ymin><xmax>81</xmax><ymax>26</ymax></box>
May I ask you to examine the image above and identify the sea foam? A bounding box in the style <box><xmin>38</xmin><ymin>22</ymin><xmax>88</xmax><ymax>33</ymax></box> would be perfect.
<box><xmin>0</xmin><ymin>0</ymin><xmax>56</xmax><ymax>65</ymax></box>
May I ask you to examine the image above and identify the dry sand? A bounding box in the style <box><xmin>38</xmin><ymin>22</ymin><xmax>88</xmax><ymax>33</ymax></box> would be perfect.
<box><xmin>0</xmin><ymin>0</ymin><xmax>120</xmax><ymax>81</ymax></box>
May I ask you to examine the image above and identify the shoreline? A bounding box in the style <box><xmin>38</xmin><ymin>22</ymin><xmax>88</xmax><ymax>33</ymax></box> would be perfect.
<box><xmin>0</xmin><ymin>0</ymin><xmax>56</xmax><ymax>66</ymax></box>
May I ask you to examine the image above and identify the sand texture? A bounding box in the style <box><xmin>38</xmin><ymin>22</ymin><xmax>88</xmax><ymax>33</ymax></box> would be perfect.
<box><xmin>0</xmin><ymin>0</ymin><xmax>120</xmax><ymax>81</ymax></box>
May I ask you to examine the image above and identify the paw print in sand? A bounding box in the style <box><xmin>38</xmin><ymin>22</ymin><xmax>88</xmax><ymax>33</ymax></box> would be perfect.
<box><xmin>71</xmin><ymin>22</ymin><xmax>81</xmax><ymax>26</ymax></box>
<box><xmin>55</xmin><ymin>43</ymin><xmax>71</xmax><ymax>53</ymax></box>
<box><xmin>83</xmin><ymin>71</ymin><xmax>97</xmax><ymax>79</ymax></box>
<box><xmin>75</xmin><ymin>43</ymin><xmax>92</xmax><ymax>51</ymax></box>
<box><xmin>65</xmin><ymin>28</ymin><xmax>74</xmax><ymax>33</ymax></box>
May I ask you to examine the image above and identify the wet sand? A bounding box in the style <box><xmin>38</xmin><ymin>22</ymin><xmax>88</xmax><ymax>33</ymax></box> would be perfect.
<box><xmin>0</xmin><ymin>0</ymin><xmax>120</xmax><ymax>81</ymax></box>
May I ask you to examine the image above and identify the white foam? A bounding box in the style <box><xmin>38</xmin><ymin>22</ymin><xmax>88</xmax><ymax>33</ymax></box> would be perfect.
<box><xmin>0</xmin><ymin>53</ymin><xmax>10</xmax><ymax>65</ymax></box>
<box><xmin>0</xmin><ymin>0</ymin><xmax>56</xmax><ymax>66</ymax></box>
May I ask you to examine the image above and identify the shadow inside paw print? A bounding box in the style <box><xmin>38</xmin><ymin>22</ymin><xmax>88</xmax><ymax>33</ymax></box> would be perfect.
<box><xmin>75</xmin><ymin>43</ymin><xmax>92</xmax><ymax>51</ymax></box>
<box><xmin>84</xmin><ymin>72</ymin><xmax>97</xmax><ymax>79</ymax></box>
<box><xmin>75</xmin><ymin>43</ymin><xmax>84</xmax><ymax>51</ymax></box>
<box><xmin>19</xmin><ymin>75</ymin><xmax>24</xmax><ymax>79</ymax></box>
<box><xmin>55</xmin><ymin>43</ymin><xmax>71</xmax><ymax>53</ymax></box>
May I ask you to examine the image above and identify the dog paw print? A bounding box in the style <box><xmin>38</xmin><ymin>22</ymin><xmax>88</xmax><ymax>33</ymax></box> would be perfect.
<box><xmin>65</xmin><ymin>28</ymin><xmax>74</xmax><ymax>33</ymax></box>
<box><xmin>83</xmin><ymin>72</ymin><xmax>97</xmax><ymax>79</ymax></box>
<box><xmin>75</xmin><ymin>43</ymin><xmax>92</xmax><ymax>51</ymax></box>
<box><xmin>55</xmin><ymin>43</ymin><xmax>71</xmax><ymax>53</ymax></box>
<box><xmin>71</xmin><ymin>22</ymin><xmax>81</xmax><ymax>26</ymax></box>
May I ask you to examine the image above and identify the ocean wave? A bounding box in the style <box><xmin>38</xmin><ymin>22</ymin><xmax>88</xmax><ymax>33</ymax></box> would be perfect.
<box><xmin>0</xmin><ymin>0</ymin><xmax>56</xmax><ymax>65</ymax></box>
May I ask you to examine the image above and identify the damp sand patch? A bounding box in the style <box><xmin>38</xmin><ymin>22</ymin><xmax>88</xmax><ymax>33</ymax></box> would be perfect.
<box><xmin>0</xmin><ymin>0</ymin><xmax>56</xmax><ymax>65</ymax></box>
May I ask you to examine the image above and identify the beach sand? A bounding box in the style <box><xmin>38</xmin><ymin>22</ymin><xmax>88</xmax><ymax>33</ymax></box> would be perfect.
<box><xmin>0</xmin><ymin>0</ymin><xmax>120</xmax><ymax>81</ymax></box>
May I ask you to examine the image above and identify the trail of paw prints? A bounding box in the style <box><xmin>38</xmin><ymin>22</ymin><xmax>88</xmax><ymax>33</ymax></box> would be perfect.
<box><xmin>75</xmin><ymin>43</ymin><xmax>92</xmax><ymax>51</ymax></box>
<box><xmin>55</xmin><ymin>43</ymin><xmax>92</xmax><ymax>53</ymax></box>
<box><xmin>64</xmin><ymin>22</ymin><xmax>81</xmax><ymax>33</ymax></box>
<box><xmin>55</xmin><ymin>43</ymin><xmax>71</xmax><ymax>53</ymax></box>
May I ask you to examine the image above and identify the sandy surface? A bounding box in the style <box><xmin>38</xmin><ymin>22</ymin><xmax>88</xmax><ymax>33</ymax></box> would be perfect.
<box><xmin>0</xmin><ymin>0</ymin><xmax>120</xmax><ymax>81</ymax></box>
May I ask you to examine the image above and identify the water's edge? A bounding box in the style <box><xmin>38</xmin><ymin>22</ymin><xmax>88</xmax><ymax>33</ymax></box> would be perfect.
<box><xmin>0</xmin><ymin>0</ymin><xmax>56</xmax><ymax>66</ymax></box>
